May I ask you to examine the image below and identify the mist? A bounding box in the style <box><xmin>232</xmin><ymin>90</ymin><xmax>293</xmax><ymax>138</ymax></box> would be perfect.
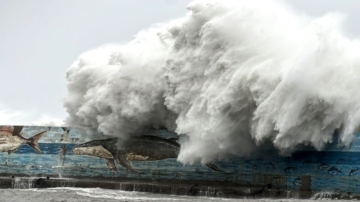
<box><xmin>64</xmin><ymin>0</ymin><xmax>360</xmax><ymax>164</ymax></box>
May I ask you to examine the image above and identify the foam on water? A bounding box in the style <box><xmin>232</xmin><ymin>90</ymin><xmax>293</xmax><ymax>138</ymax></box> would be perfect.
<box><xmin>0</xmin><ymin>188</ymin><xmax>356</xmax><ymax>202</ymax></box>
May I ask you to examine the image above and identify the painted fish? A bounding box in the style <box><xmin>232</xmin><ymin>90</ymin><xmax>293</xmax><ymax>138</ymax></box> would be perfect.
<box><xmin>72</xmin><ymin>135</ymin><xmax>227</xmax><ymax>173</ymax></box>
<box><xmin>264</xmin><ymin>162</ymin><xmax>276</xmax><ymax>169</ymax></box>
<box><xmin>284</xmin><ymin>166</ymin><xmax>297</xmax><ymax>173</ymax></box>
<box><xmin>293</xmin><ymin>177</ymin><xmax>301</xmax><ymax>186</ymax></box>
<box><xmin>349</xmin><ymin>167</ymin><xmax>360</xmax><ymax>176</ymax></box>
<box><xmin>318</xmin><ymin>163</ymin><xmax>329</xmax><ymax>170</ymax></box>
<box><xmin>0</xmin><ymin>126</ymin><xmax>47</xmax><ymax>154</ymax></box>
<box><xmin>328</xmin><ymin>166</ymin><xmax>342</xmax><ymax>176</ymax></box>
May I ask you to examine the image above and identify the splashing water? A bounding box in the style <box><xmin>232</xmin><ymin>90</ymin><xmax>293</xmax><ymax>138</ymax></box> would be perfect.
<box><xmin>64</xmin><ymin>0</ymin><xmax>360</xmax><ymax>164</ymax></box>
<box><xmin>2</xmin><ymin>187</ymin><xmax>346</xmax><ymax>202</ymax></box>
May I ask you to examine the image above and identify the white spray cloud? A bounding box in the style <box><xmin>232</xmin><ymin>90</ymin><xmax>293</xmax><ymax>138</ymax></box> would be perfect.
<box><xmin>64</xmin><ymin>0</ymin><xmax>360</xmax><ymax>164</ymax></box>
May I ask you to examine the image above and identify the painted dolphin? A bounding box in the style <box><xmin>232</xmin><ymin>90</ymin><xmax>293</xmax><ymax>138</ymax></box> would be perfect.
<box><xmin>284</xmin><ymin>166</ymin><xmax>297</xmax><ymax>173</ymax></box>
<box><xmin>72</xmin><ymin>135</ymin><xmax>227</xmax><ymax>173</ymax></box>
<box><xmin>264</xmin><ymin>162</ymin><xmax>276</xmax><ymax>169</ymax></box>
<box><xmin>0</xmin><ymin>126</ymin><xmax>47</xmax><ymax>154</ymax></box>
<box><xmin>293</xmin><ymin>177</ymin><xmax>301</xmax><ymax>186</ymax></box>
<box><xmin>318</xmin><ymin>163</ymin><xmax>330</xmax><ymax>170</ymax></box>
<box><xmin>349</xmin><ymin>167</ymin><xmax>360</xmax><ymax>176</ymax></box>
<box><xmin>327</xmin><ymin>166</ymin><xmax>342</xmax><ymax>176</ymax></box>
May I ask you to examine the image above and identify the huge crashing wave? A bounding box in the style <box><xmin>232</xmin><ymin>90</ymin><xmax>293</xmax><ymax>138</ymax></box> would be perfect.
<box><xmin>64</xmin><ymin>0</ymin><xmax>360</xmax><ymax>164</ymax></box>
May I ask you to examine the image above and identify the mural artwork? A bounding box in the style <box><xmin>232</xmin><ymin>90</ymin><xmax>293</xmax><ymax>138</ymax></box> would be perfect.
<box><xmin>1</xmin><ymin>125</ymin><xmax>360</xmax><ymax>194</ymax></box>
<box><xmin>0</xmin><ymin>126</ymin><xmax>46</xmax><ymax>154</ymax></box>
<box><xmin>72</xmin><ymin>135</ymin><xmax>225</xmax><ymax>173</ymax></box>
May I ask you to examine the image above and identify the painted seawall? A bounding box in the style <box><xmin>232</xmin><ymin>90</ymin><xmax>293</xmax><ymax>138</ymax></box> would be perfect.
<box><xmin>1</xmin><ymin>125</ymin><xmax>360</xmax><ymax>196</ymax></box>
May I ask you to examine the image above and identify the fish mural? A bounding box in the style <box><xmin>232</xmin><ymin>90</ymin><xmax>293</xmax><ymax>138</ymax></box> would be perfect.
<box><xmin>284</xmin><ymin>166</ymin><xmax>297</xmax><ymax>173</ymax></box>
<box><xmin>318</xmin><ymin>163</ymin><xmax>330</xmax><ymax>170</ymax></box>
<box><xmin>72</xmin><ymin>135</ymin><xmax>227</xmax><ymax>173</ymax></box>
<box><xmin>293</xmin><ymin>177</ymin><xmax>301</xmax><ymax>187</ymax></box>
<box><xmin>264</xmin><ymin>162</ymin><xmax>276</xmax><ymax>169</ymax></box>
<box><xmin>0</xmin><ymin>126</ymin><xmax>47</xmax><ymax>154</ymax></box>
<box><xmin>327</xmin><ymin>166</ymin><xmax>342</xmax><ymax>176</ymax></box>
<box><xmin>3</xmin><ymin>125</ymin><xmax>360</xmax><ymax>194</ymax></box>
<box><xmin>349</xmin><ymin>167</ymin><xmax>360</xmax><ymax>176</ymax></box>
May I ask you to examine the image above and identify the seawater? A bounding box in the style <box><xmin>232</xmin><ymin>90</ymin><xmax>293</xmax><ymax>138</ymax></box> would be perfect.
<box><xmin>0</xmin><ymin>188</ymin><xmax>348</xmax><ymax>202</ymax></box>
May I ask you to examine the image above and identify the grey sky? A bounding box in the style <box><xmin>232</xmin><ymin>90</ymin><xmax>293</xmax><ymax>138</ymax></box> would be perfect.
<box><xmin>0</xmin><ymin>0</ymin><xmax>359</xmax><ymax>125</ymax></box>
<box><xmin>287</xmin><ymin>0</ymin><xmax>360</xmax><ymax>37</ymax></box>
<box><xmin>0</xmin><ymin>0</ymin><xmax>192</xmax><ymax>124</ymax></box>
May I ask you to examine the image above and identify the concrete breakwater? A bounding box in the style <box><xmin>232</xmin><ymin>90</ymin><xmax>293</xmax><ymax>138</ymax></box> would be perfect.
<box><xmin>0</xmin><ymin>176</ymin><xmax>303</xmax><ymax>199</ymax></box>
<box><xmin>0</xmin><ymin>176</ymin><xmax>355</xmax><ymax>200</ymax></box>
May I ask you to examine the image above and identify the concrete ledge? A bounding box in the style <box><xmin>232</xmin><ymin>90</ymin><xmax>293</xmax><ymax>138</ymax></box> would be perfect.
<box><xmin>2</xmin><ymin>176</ymin><xmax>359</xmax><ymax>200</ymax></box>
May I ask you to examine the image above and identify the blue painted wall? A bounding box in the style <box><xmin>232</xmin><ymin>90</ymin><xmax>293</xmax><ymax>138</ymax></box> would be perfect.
<box><xmin>1</xmin><ymin>125</ymin><xmax>360</xmax><ymax>193</ymax></box>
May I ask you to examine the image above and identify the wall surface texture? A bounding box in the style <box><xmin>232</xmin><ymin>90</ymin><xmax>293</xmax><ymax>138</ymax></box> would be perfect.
<box><xmin>0</xmin><ymin>125</ymin><xmax>359</xmax><ymax>193</ymax></box>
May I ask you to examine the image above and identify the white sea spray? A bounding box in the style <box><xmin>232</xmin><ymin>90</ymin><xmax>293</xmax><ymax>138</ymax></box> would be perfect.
<box><xmin>64</xmin><ymin>0</ymin><xmax>360</xmax><ymax>164</ymax></box>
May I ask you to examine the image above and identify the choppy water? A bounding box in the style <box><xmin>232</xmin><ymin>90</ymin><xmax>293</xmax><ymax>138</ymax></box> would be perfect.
<box><xmin>0</xmin><ymin>188</ymin><xmax>349</xmax><ymax>202</ymax></box>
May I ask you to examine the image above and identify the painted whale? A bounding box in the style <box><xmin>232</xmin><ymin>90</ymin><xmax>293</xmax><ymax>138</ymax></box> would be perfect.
<box><xmin>72</xmin><ymin>135</ymin><xmax>226</xmax><ymax>173</ymax></box>
<box><xmin>0</xmin><ymin>126</ymin><xmax>47</xmax><ymax>154</ymax></box>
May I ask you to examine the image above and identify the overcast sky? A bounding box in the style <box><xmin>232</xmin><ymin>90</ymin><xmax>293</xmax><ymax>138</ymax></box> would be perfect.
<box><xmin>0</xmin><ymin>0</ymin><xmax>359</xmax><ymax>125</ymax></box>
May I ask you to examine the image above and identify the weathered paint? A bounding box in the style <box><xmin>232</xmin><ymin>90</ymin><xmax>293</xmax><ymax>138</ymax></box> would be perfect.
<box><xmin>0</xmin><ymin>125</ymin><xmax>360</xmax><ymax>194</ymax></box>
